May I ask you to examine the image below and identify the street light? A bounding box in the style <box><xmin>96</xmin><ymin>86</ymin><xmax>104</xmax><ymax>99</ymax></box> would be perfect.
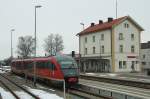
<box><xmin>34</xmin><ymin>5</ymin><xmax>42</xmax><ymax>57</ymax></box>
<box><xmin>33</xmin><ymin>5</ymin><xmax>42</xmax><ymax>86</ymax></box>
<box><xmin>80</xmin><ymin>23</ymin><xmax>84</xmax><ymax>30</ymax></box>
<box><xmin>11</xmin><ymin>29</ymin><xmax>15</xmax><ymax>59</ymax></box>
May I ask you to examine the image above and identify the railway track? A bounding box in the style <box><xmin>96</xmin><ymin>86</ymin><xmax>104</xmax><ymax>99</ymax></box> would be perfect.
<box><xmin>0</xmin><ymin>73</ymin><xmax>40</xmax><ymax>99</ymax></box>
<box><xmin>68</xmin><ymin>84</ymin><xmax>113</xmax><ymax>99</ymax></box>
<box><xmin>80</xmin><ymin>74</ymin><xmax>150</xmax><ymax>89</ymax></box>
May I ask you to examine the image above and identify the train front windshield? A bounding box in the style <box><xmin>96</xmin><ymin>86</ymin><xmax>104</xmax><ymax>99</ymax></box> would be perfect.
<box><xmin>60</xmin><ymin>61</ymin><xmax>78</xmax><ymax>69</ymax></box>
<box><xmin>55</xmin><ymin>55</ymin><xmax>79</xmax><ymax>77</ymax></box>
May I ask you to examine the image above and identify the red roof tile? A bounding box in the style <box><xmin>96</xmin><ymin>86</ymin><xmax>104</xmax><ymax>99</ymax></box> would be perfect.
<box><xmin>77</xmin><ymin>16</ymin><xmax>127</xmax><ymax>36</ymax></box>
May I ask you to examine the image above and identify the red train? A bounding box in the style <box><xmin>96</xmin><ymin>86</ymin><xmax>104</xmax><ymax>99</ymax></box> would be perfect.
<box><xmin>11</xmin><ymin>55</ymin><xmax>79</xmax><ymax>85</ymax></box>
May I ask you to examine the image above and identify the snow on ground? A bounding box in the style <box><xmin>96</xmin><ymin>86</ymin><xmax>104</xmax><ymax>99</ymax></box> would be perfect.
<box><xmin>0</xmin><ymin>87</ymin><xmax>15</xmax><ymax>99</ymax></box>
<box><xmin>15</xmin><ymin>91</ymin><xmax>33</xmax><ymax>99</ymax></box>
<box><xmin>85</xmin><ymin>73</ymin><xmax>95</xmax><ymax>75</ymax></box>
<box><xmin>0</xmin><ymin>69</ymin><xmax>6</xmax><ymax>73</ymax></box>
<box><xmin>99</xmin><ymin>74</ymin><xmax>107</xmax><ymax>77</ymax></box>
<box><xmin>25</xmin><ymin>86</ymin><xmax>63</xmax><ymax>99</ymax></box>
<box><xmin>37</xmin><ymin>84</ymin><xmax>55</xmax><ymax>92</ymax></box>
<box><xmin>107</xmin><ymin>73</ymin><xmax>117</xmax><ymax>77</ymax></box>
<box><xmin>0</xmin><ymin>65</ymin><xmax>11</xmax><ymax>72</ymax></box>
<box><xmin>0</xmin><ymin>85</ymin><xmax>63</xmax><ymax>99</ymax></box>
<box><xmin>0</xmin><ymin>69</ymin><xmax>63</xmax><ymax>99</ymax></box>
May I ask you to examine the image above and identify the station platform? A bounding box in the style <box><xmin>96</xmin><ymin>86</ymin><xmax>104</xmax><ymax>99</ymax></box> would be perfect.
<box><xmin>80</xmin><ymin>72</ymin><xmax>150</xmax><ymax>83</ymax></box>
<box><xmin>79</xmin><ymin>78</ymin><xmax>150</xmax><ymax>99</ymax></box>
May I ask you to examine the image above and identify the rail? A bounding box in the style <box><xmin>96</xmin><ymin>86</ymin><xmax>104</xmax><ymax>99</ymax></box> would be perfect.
<box><xmin>68</xmin><ymin>84</ymin><xmax>113</xmax><ymax>99</ymax></box>
<box><xmin>80</xmin><ymin>74</ymin><xmax>150</xmax><ymax>89</ymax></box>
<box><xmin>0</xmin><ymin>73</ymin><xmax>40</xmax><ymax>99</ymax></box>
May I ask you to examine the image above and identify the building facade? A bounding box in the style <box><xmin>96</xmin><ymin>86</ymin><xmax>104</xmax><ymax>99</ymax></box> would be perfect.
<box><xmin>141</xmin><ymin>41</ymin><xmax>150</xmax><ymax>72</ymax></box>
<box><xmin>77</xmin><ymin>16</ymin><xmax>144</xmax><ymax>72</ymax></box>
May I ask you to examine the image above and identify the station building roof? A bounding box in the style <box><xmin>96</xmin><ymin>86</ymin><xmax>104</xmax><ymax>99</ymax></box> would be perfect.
<box><xmin>77</xmin><ymin>16</ymin><xmax>144</xmax><ymax>36</ymax></box>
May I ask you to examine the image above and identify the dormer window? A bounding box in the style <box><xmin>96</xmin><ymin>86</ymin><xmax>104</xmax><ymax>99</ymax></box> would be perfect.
<box><xmin>124</xmin><ymin>23</ymin><xmax>129</xmax><ymax>28</ymax></box>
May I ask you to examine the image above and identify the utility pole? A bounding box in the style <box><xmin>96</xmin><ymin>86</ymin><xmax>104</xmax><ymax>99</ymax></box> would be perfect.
<box><xmin>10</xmin><ymin>29</ymin><xmax>15</xmax><ymax>59</ymax></box>
<box><xmin>80</xmin><ymin>23</ymin><xmax>85</xmax><ymax>73</ymax></box>
<box><xmin>116</xmin><ymin>0</ymin><xmax>118</xmax><ymax>19</ymax></box>
<box><xmin>33</xmin><ymin>5</ymin><xmax>42</xmax><ymax>86</ymax></box>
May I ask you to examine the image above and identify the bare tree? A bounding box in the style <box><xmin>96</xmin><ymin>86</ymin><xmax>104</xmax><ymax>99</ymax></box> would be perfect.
<box><xmin>44</xmin><ymin>34</ymin><xmax>64</xmax><ymax>55</ymax></box>
<box><xmin>17</xmin><ymin>36</ymin><xmax>35</xmax><ymax>58</ymax></box>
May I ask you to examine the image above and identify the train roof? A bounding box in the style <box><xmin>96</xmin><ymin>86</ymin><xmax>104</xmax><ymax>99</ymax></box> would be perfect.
<box><xmin>54</xmin><ymin>55</ymin><xmax>75</xmax><ymax>61</ymax></box>
<box><xmin>12</xmin><ymin>57</ymin><xmax>52</xmax><ymax>62</ymax></box>
<box><xmin>11</xmin><ymin>55</ymin><xmax>74</xmax><ymax>62</ymax></box>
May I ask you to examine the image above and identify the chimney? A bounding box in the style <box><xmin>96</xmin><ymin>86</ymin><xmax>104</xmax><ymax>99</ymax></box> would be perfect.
<box><xmin>108</xmin><ymin>17</ymin><xmax>113</xmax><ymax>22</ymax></box>
<box><xmin>91</xmin><ymin>23</ymin><xmax>95</xmax><ymax>27</ymax></box>
<box><xmin>99</xmin><ymin>20</ymin><xmax>103</xmax><ymax>24</ymax></box>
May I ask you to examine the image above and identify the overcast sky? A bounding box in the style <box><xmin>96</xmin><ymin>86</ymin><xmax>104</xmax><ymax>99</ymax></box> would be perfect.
<box><xmin>0</xmin><ymin>0</ymin><xmax>150</xmax><ymax>60</ymax></box>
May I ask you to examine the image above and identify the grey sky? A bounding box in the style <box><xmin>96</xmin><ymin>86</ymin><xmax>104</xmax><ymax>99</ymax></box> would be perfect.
<box><xmin>0</xmin><ymin>0</ymin><xmax>150</xmax><ymax>60</ymax></box>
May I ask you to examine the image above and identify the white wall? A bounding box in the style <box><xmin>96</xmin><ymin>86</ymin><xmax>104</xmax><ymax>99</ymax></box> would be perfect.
<box><xmin>80</xmin><ymin>29</ymin><xmax>111</xmax><ymax>59</ymax></box>
<box><xmin>114</xmin><ymin>20</ymin><xmax>141</xmax><ymax>72</ymax></box>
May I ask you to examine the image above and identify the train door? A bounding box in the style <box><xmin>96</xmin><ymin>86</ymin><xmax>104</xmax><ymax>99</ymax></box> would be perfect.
<box><xmin>49</xmin><ymin>61</ymin><xmax>56</xmax><ymax>78</ymax></box>
<box><xmin>51</xmin><ymin>63</ymin><xmax>55</xmax><ymax>77</ymax></box>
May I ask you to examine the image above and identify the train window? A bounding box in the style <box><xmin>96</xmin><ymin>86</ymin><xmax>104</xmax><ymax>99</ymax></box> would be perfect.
<box><xmin>52</xmin><ymin>64</ymin><xmax>56</xmax><ymax>70</ymax></box>
<box><xmin>60</xmin><ymin>61</ymin><xmax>78</xmax><ymax>69</ymax></box>
<box><xmin>36</xmin><ymin>61</ymin><xmax>48</xmax><ymax>69</ymax></box>
<box><xmin>27</xmin><ymin>62</ymin><xmax>33</xmax><ymax>69</ymax></box>
<box><xmin>47</xmin><ymin>61</ymin><xmax>56</xmax><ymax>70</ymax></box>
<box><xmin>16</xmin><ymin>62</ymin><xmax>22</xmax><ymax>69</ymax></box>
<box><xmin>24</xmin><ymin>62</ymin><xmax>28</xmax><ymax>69</ymax></box>
<box><xmin>12</xmin><ymin>62</ymin><xmax>15</xmax><ymax>67</ymax></box>
<box><xmin>47</xmin><ymin>61</ymin><xmax>52</xmax><ymax>69</ymax></box>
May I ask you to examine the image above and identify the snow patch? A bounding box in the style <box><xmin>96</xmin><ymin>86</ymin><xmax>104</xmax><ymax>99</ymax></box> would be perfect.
<box><xmin>38</xmin><ymin>85</ymin><xmax>55</xmax><ymax>92</ymax></box>
<box><xmin>99</xmin><ymin>74</ymin><xmax>107</xmax><ymax>77</ymax></box>
<box><xmin>107</xmin><ymin>74</ymin><xmax>117</xmax><ymax>76</ymax></box>
<box><xmin>0</xmin><ymin>85</ymin><xmax>63</xmax><ymax>99</ymax></box>
<box><xmin>0</xmin><ymin>87</ymin><xmax>15</xmax><ymax>99</ymax></box>
<box><xmin>86</xmin><ymin>73</ymin><xmax>95</xmax><ymax>75</ymax></box>
<box><xmin>0</xmin><ymin>70</ymin><xmax>6</xmax><ymax>73</ymax></box>
<box><xmin>15</xmin><ymin>91</ymin><xmax>33</xmax><ymax>99</ymax></box>
<box><xmin>25</xmin><ymin>86</ymin><xmax>63</xmax><ymax>99</ymax></box>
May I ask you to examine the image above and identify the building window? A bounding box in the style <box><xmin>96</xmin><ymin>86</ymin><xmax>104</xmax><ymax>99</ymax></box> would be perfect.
<box><xmin>124</xmin><ymin>23</ymin><xmax>129</xmax><ymax>28</ymax></box>
<box><xmin>85</xmin><ymin>37</ymin><xmax>87</xmax><ymax>43</ymax></box>
<box><xmin>143</xmin><ymin>54</ymin><xmax>146</xmax><ymax>59</ymax></box>
<box><xmin>119</xmin><ymin>45</ymin><xmax>123</xmax><ymax>53</ymax></box>
<box><xmin>142</xmin><ymin>62</ymin><xmax>146</xmax><ymax>65</ymax></box>
<box><xmin>101</xmin><ymin>45</ymin><xmax>104</xmax><ymax>54</ymax></box>
<box><xmin>93</xmin><ymin>36</ymin><xmax>95</xmax><ymax>42</ymax></box>
<box><xmin>119</xmin><ymin>61</ymin><xmax>122</xmax><ymax>69</ymax></box>
<box><xmin>119</xmin><ymin>33</ymin><xmax>123</xmax><ymax>40</ymax></box>
<box><xmin>123</xmin><ymin>61</ymin><xmax>126</xmax><ymax>69</ymax></box>
<box><xmin>85</xmin><ymin>48</ymin><xmax>87</xmax><ymax>54</ymax></box>
<box><xmin>93</xmin><ymin>47</ymin><xmax>96</xmax><ymax>54</ymax></box>
<box><xmin>131</xmin><ymin>45</ymin><xmax>135</xmax><ymax>53</ymax></box>
<box><xmin>131</xmin><ymin>34</ymin><xmax>134</xmax><ymax>40</ymax></box>
<box><xmin>101</xmin><ymin>34</ymin><xmax>104</xmax><ymax>40</ymax></box>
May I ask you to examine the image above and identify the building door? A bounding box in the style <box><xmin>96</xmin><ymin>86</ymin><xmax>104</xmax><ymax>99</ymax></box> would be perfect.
<box><xmin>131</xmin><ymin>61</ymin><xmax>135</xmax><ymax>71</ymax></box>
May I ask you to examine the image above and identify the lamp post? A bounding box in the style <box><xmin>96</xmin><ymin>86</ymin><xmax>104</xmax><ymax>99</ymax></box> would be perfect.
<box><xmin>11</xmin><ymin>29</ymin><xmax>15</xmax><ymax>59</ymax></box>
<box><xmin>33</xmin><ymin>5</ymin><xmax>42</xmax><ymax>86</ymax></box>
<box><xmin>80</xmin><ymin>23</ymin><xmax>84</xmax><ymax>30</ymax></box>
<box><xmin>80</xmin><ymin>23</ymin><xmax>85</xmax><ymax>73</ymax></box>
